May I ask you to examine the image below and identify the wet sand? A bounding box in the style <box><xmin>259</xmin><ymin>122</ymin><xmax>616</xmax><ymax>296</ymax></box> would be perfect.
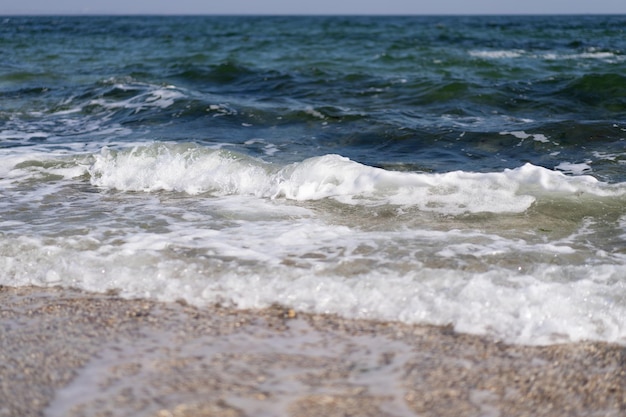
<box><xmin>1</xmin><ymin>285</ymin><xmax>624</xmax><ymax>417</ymax></box>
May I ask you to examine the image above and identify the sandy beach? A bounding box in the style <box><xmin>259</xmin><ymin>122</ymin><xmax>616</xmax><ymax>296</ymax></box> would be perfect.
<box><xmin>1</xmin><ymin>285</ymin><xmax>624</xmax><ymax>417</ymax></box>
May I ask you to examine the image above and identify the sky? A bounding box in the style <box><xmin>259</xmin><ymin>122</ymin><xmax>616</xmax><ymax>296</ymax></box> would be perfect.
<box><xmin>2</xmin><ymin>0</ymin><xmax>625</xmax><ymax>15</ymax></box>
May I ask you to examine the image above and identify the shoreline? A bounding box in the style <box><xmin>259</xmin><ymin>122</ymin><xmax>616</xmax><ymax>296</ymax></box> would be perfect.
<box><xmin>1</xmin><ymin>285</ymin><xmax>624</xmax><ymax>417</ymax></box>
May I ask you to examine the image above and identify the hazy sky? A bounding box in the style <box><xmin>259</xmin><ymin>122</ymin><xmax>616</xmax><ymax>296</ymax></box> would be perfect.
<box><xmin>2</xmin><ymin>0</ymin><xmax>625</xmax><ymax>15</ymax></box>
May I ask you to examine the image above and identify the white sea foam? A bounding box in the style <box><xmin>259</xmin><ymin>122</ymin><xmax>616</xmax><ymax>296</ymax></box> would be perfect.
<box><xmin>1</xmin><ymin>223</ymin><xmax>625</xmax><ymax>346</ymax></box>
<box><xmin>88</xmin><ymin>84</ymin><xmax>185</xmax><ymax>113</ymax></box>
<box><xmin>244</xmin><ymin>138</ymin><xmax>280</xmax><ymax>156</ymax></box>
<box><xmin>304</xmin><ymin>105</ymin><xmax>326</xmax><ymax>119</ymax></box>
<box><xmin>555</xmin><ymin>161</ymin><xmax>593</xmax><ymax>176</ymax></box>
<box><xmin>500</xmin><ymin>130</ymin><xmax>551</xmax><ymax>144</ymax></box>
<box><xmin>543</xmin><ymin>51</ymin><xmax>624</xmax><ymax>62</ymax></box>
<box><xmin>470</xmin><ymin>49</ymin><xmax>624</xmax><ymax>63</ymax></box>
<box><xmin>88</xmin><ymin>144</ymin><xmax>625</xmax><ymax>215</ymax></box>
<box><xmin>469</xmin><ymin>50</ymin><xmax>524</xmax><ymax>59</ymax></box>
<box><xmin>2</xmin><ymin>143</ymin><xmax>626</xmax><ymax>346</ymax></box>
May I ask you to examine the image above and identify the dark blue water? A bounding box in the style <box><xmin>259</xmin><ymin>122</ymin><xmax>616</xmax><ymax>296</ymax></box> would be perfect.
<box><xmin>2</xmin><ymin>15</ymin><xmax>625</xmax><ymax>178</ymax></box>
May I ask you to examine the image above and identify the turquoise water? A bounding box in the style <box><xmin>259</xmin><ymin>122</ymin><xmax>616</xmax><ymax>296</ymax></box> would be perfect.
<box><xmin>1</xmin><ymin>16</ymin><xmax>625</xmax><ymax>344</ymax></box>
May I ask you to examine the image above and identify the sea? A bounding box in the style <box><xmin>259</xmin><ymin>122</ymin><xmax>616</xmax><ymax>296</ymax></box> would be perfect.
<box><xmin>1</xmin><ymin>15</ymin><xmax>625</xmax><ymax>345</ymax></box>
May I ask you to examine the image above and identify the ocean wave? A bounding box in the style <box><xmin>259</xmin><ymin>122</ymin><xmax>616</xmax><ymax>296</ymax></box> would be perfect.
<box><xmin>2</xmin><ymin>225</ymin><xmax>625</xmax><ymax>346</ymax></box>
<box><xmin>469</xmin><ymin>50</ymin><xmax>525</xmax><ymax>59</ymax></box>
<box><xmin>469</xmin><ymin>49</ymin><xmax>625</xmax><ymax>62</ymax></box>
<box><xmin>560</xmin><ymin>73</ymin><xmax>626</xmax><ymax>108</ymax></box>
<box><xmin>87</xmin><ymin>143</ymin><xmax>626</xmax><ymax>215</ymax></box>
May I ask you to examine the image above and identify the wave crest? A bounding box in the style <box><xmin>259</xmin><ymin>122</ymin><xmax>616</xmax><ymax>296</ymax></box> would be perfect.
<box><xmin>88</xmin><ymin>143</ymin><xmax>626</xmax><ymax>215</ymax></box>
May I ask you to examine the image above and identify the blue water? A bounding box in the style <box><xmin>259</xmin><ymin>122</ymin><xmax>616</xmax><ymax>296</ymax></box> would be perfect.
<box><xmin>1</xmin><ymin>16</ymin><xmax>625</xmax><ymax>345</ymax></box>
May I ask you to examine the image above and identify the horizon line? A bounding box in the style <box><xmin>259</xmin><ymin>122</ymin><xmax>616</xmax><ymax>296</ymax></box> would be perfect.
<box><xmin>2</xmin><ymin>12</ymin><xmax>626</xmax><ymax>16</ymax></box>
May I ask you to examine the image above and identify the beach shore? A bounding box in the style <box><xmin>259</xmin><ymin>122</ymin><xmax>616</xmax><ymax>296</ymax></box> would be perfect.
<box><xmin>1</xmin><ymin>285</ymin><xmax>624</xmax><ymax>417</ymax></box>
